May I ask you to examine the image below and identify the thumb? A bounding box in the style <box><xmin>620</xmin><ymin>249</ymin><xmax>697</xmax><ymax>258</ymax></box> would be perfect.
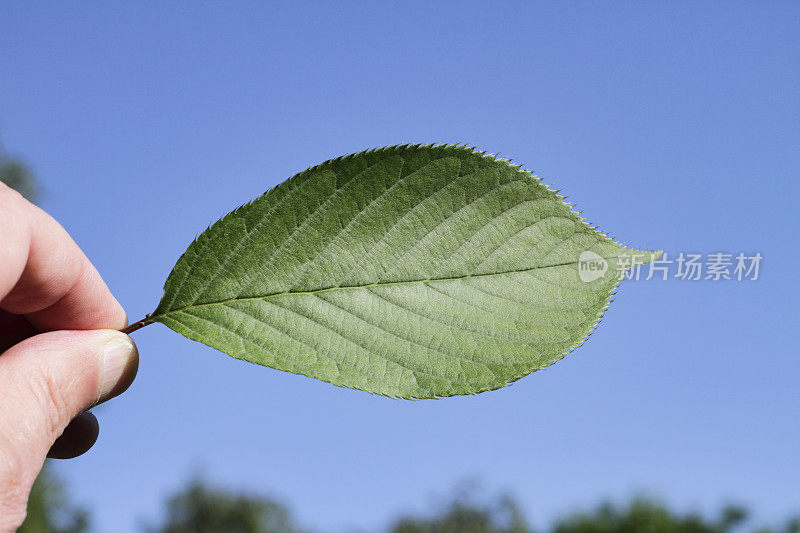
<box><xmin>0</xmin><ymin>330</ymin><xmax>137</xmax><ymax>528</ymax></box>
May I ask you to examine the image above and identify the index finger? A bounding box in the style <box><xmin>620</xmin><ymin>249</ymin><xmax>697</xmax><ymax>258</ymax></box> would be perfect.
<box><xmin>0</xmin><ymin>183</ymin><xmax>127</xmax><ymax>332</ymax></box>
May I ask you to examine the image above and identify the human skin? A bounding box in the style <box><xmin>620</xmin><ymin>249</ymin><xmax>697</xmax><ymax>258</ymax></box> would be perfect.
<box><xmin>0</xmin><ymin>183</ymin><xmax>138</xmax><ymax>531</ymax></box>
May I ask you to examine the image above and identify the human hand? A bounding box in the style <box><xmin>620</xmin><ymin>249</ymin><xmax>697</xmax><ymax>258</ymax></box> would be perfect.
<box><xmin>0</xmin><ymin>183</ymin><xmax>138</xmax><ymax>530</ymax></box>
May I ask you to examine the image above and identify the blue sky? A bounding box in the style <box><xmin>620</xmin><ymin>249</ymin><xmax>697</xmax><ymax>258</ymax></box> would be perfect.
<box><xmin>2</xmin><ymin>1</ymin><xmax>799</xmax><ymax>531</ymax></box>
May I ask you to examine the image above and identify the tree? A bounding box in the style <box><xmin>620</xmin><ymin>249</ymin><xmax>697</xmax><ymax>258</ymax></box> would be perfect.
<box><xmin>388</xmin><ymin>487</ymin><xmax>530</xmax><ymax>533</ymax></box>
<box><xmin>147</xmin><ymin>478</ymin><xmax>305</xmax><ymax>533</ymax></box>
<box><xmin>0</xmin><ymin>147</ymin><xmax>37</xmax><ymax>202</ymax></box>
<box><xmin>550</xmin><ymin>499</ymin><xmax>742</xmax><ymax>533</ymax></box>
<box><xmin>389</xmin><ymin>493</ymin><xmax>800</xmax><ymax>533</ymax></box>
<box><xmin>17</xmin><ymin>465</ymin><xmax>90</xmax><ymax>533</ymax></box>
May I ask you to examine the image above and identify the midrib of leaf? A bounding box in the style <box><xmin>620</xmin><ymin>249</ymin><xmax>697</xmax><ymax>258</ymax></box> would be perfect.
<box><xmin>151</xmin><ymin>253</ymin><xmax>629</xmax><ymax>322</ymax></box>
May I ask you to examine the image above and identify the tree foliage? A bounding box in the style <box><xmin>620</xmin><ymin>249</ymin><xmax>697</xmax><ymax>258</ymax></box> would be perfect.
<box><xmin>18</xmin><ymin>465</ymin><xmax>90</xmax><ymax>533</ymax></box>
<box><xmin>389</xmin><ymin>492</ymin><xmax>528</xmax><ymax>533</ymax></box>
<box><xmin>146</xmin><ymin>478</ymin><xmax>305</xmax><ymax>533</ymax></box>
<box><xmin>19</xmin><ymin>470</ymin><xmax>800</xmax><ymax>533</ymax></box>
<box><xmin>390</xmin><ymin>495</ymin><xmax>800</xmax><ymax>533</ymax></box>
<box><xmin>0</xmin><ymin>147</ymin><xmax>37</xmax><ymax>202</ymax></box>
<box><xmin>550</xmin><ymin>500</ymin><xmax>747</xmax><ymax>533</ymax></box>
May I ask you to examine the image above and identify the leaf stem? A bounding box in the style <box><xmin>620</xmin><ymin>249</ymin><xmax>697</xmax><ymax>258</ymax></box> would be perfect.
<box><xmin>121</xmin><ymin>314</ymin><xmax>154</xmax><ymax>335</ymax></box>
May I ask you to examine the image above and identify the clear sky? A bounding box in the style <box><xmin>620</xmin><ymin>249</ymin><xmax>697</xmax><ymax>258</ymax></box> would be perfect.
<box><xmin>2</xmin><ymin>1</ymin><xmax>799</xmax><ymax>531</ymax></box>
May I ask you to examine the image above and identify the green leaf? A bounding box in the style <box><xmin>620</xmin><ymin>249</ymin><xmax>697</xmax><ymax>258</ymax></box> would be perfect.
<box><xmin>150</xmin><ymin>144</ymin><xmax>658</xmax><ymax>398</ymax></box>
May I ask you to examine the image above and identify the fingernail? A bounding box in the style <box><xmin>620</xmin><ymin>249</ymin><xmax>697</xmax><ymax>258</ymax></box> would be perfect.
<box><xmin>97</xmin><ymin>332</ymin><xmax>139</xmax><ymax>404</ymax></box>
